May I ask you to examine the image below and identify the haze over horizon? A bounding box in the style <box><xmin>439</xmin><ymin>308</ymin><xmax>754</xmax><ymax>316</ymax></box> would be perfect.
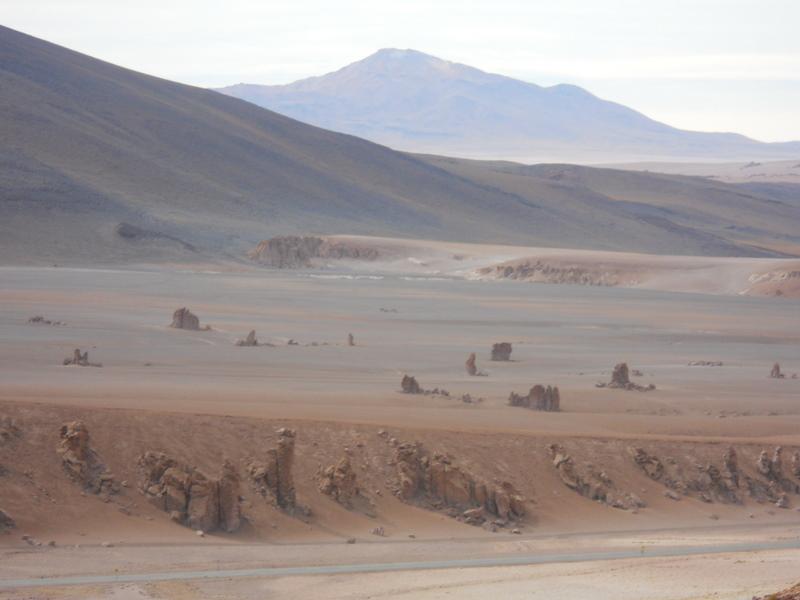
<box><xmin>3</xmin><ymin>0</ymin><xmax>799</xmax><ymax>143</ymax></box>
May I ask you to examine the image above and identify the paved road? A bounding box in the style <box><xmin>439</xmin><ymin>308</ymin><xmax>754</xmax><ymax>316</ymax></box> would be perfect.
<box><xmin>2</xmin><ymin>538</ymin><xmax>798</xmax><ymax>589</ymax></box>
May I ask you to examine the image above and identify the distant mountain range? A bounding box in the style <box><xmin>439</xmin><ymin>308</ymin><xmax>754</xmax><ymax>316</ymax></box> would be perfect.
<box><xmin>1</xmin><ymin>26</ymin><xmax>799</xmax><ymax>265</ymax></box>
<box><xmin>217</xmin><ymin>48</ymin><xmax>800</xmax><ymax>163</ymax></box>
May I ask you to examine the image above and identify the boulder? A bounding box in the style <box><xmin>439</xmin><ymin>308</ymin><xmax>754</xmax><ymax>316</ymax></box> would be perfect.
<box><xmin>235</xmin><ymin>330</ymin><xmax>258</xmax><ymax>347</ymax></box>
<box><xmin>490</xmin><ymin>343</ymin><xmax>512</xmax><ymax>361</ymax></box>
<box><xmin>170</xmin><ymin>307</ymin><xmax>200</xmax><ymax>330</ymax></box>
<box><xmin>401</xmin><ymin>375</ymin><xmax>422</xmax><ymax>394</ymax></box>
<box><xmin>57</xmin><ymin>421</ymin><xmax>115</xmax><ymax>494</ymax></box>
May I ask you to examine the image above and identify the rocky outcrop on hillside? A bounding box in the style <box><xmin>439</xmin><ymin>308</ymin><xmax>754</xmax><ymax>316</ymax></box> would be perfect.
<box><xmin>753</xmin><ymin>582</ymin><xmax>800</xmax><ymax>600</ymax></box>
<box><xmin>389</xmin><ymin>441</ymin><xmax>525</xmax><ymax>529</ymax></box>
<box><xmin>248</xmin><ymin>236</ymin><xmax>382</xmax><ymax>268</ymax></box>
<box><xmin>247</xmin><ymin>428</ymin><xmax>297</xmax><ymax>511</ymax></box>
<box><xmin>596</xmin><ymin>363</ymin><xmax>655</xmax><ymax>391</ymax></box>
<box><xmin>318</xmin><ymin>455</ymin><xmax>373</xmax><ymax>513</ymax></box>
<box><xmin>235</xmin><ymin>330</ymin><xmax>258</xmax><ymax>346</ymax></box>
<box><xmin>508</xmin><ymin>385</ymin><xmax>560</xmax><ymax>411</ymax></box>
<box><xmin>138</xmin><ymin>452</ymin><xmax>242</xmax><ymax>533</ymax></box>
<box><xmin>170</xmin><ymin>307</ymin><xmax>203</xmax><ymax>330</ymax></box>
<box><xmin>63</xmin><ymin>348</ymin><xmax>102</xmax><ymax>367</ymax></box>
<box><xmin>490</xmin><ymin>343</ymin><xmax>512</xmax><ymax>361</ymax></box>
<box><xmin>57</xmin><ymin>421</ymin><xmax>116</xmax><ymax>494</ymax></box>
<box><xmin>0</xmin><ymin>509</ymin><xmax>14</xmax><ymax>531</ymax></box>
<box><xmin>477</xmin><ymin>260</ymin><xmax>627</xmax><ymax>287</ymax></box>
<box><xmin>549</xmin><ymin>444</ymin><xmax>645</xmax><ymax>510</ymax></box>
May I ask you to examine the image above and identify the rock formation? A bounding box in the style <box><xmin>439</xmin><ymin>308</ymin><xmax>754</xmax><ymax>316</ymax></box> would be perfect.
<box><xmin>347</xmin><ymin>333</ymin><xmax>355</xmax><ymax>347</ymax></box>
<box><xmin>632</xmin><ymin>448</ymin><xmax>665</xmax><ymax>481</ymax></box>
<box><xmin>549</xmin><ymin>444</ymin><xmax>644</xmax><ymax>510</ymax></box>
<box><xmin>0</xmin><ymin>508</ymin><xmax>14</xmax><ymax>531</ymax></box>
<box><xmin>0</xmin><ymin>416</ymin><xmax>20</xmax><ymax>444</ymax></box>
<box><xmin>752</xmin><ymin>582</ymin><xmax>800</xmax><ymax>600</ymax></box>
<box><xmin>137</xmin><ymin>452</ymin><xmax>241</xmax><ymax>533</ymax></box>
<box><xmin>57</xmin><ymin>421</ymin><xmax>116</xmax><ymax>494</ymax></box>
<box><xmin>771</xmin><ymin>362</ymin><xmax>785</xmax><ymax>378</ymax></box>
<box><xmin>247</xmin><ymin>428</ymin><xmax>297</xmax><ymax>511</ymax></box>
<box><xmin>792</xmin><ymin>451</ymin><xmax>800</xmax><ymax>478</ymax></box>
<box><xmin>235</xmin><ymin>330</ymin><xmax>258</xmax><ymax>346</ymax></box>
<box><xmin>688</xmin><ymin>360</ymin><xmax>723</xmax><ymax>367</ymax></box>
<box><xmin>508</xmin><ymin>385</ymin><xmax>560</xmax><ymax>411</ymax></box>
<box><xmin>723</xmin><ymin>446</ymin><xmax>739</xmax><ymax>488</ymax></box>
<box><xmin>596</xmin><ymin>363</ymin><xmax>655</xmax><ymax>391</ymax></box>
<box><xmin>318</xmin><ymin>455</ymin><xmax>372</xmax><ymax>513</ymax></box>
<box><xmin>248</xmin><ymin>236</ymin><xmax>382</xmax><ymax>268</ymax></box>
<box><xmin>400</xmin><ymin>375</ymin><xmax>422</xmax><ymax>394</ymax></box>
<box><xmin>490</xmin><ymin>342</ymin><xmax>512</xmax><ymax>361</ymax></box>
<box><xmin>170</xmin><ymin>307</ymin><xmax>201</xmax><ymax>330</ymax></box>
<box><xmin>390</xmin><ymin>442</ymin><xmax>524</xmax><ymax>527</ymax></box>
<box><xmin>28</xmin><ymin>315</ymin><xmax>64</xmax><ymax>326</ymax></box>
<box><xmin>62</xmin><ymin>348</ymin><xmax>102</xmax><ymax>367</ymax></box>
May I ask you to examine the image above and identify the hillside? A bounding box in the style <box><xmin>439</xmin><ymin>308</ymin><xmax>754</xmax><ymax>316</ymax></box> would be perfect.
<box><xmin>217</xmin><ymin>48</ymin><xmax>800</xmax><ymax>163</ymax></box>
<box><xmin>1</xmin><ymin>26</ymin><xmax>800</xmax><ymax>264</ymax></box>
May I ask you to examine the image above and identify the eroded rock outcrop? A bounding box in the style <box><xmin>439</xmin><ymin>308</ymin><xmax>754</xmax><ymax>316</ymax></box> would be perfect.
<box><xmin>550</xmin><ymin>444</ymin><xmax>644</xmax><ymax>510</ymax></box>
<box><xmin>235</xmin><ymin>330</ymin><xmax>258</xmax><ymax>346</ymax></box>
<box><xmin>138</xmin><ymin>452</ymin><xmax>241</xmax><ymax>533</ymax></box>
<box><xmin>792</xmin><ymin>451</ymin><xmax>800</xmax><ymax>478</ymax></box>
<box><xmin>347</xmin><ymin>333</ymin><xmax>355</xmax><ymax>347</ymax></box>
<box><xmin>596</xmin><ymin>363</ymin><xmax>654</xmax><ymax>391</ymax></box>
<box><xmin>247</xmin><ymin>428</ymin><xmax>297</xmax><ymax>511</ymax></box>
<box><xmin>0</xmin><ymin>416</ymin><xmax>20</xmax><ymax>444</ymax></box>
<box><xmin>399</xmin><ymin>375</ymin><xmax>449</xmax><ymax>397</ymax></box>
<box><xmin>57</xmin><ymin>421</ymin><xmax>116</xmax><ymax>494</ymax></box>
<box><xmin>490</xmin><ymin>343</ymin><xmax>512</xmax><ymax>361</ymax></box>
<box><xmin>753</xmin><ymin>582</ymin><xmax>800</xmax><ymax>600</ymax></box>
<box><xmin>63</xmin><ymin>348</ymin><xmax>102</xmax><ymax>367</ymax></box>
<box><xmin>318</xmin><ymin>455</ymin><xmax>373</xmax><ymax>514</ymax></box>
<box><xmin>390</xmin><ymin>442</ymin><xmax>524</xmax><ymax>528</ymax></box>
<box><xmin>170</xmin><ymin>308</ymin><xmax>202</xmax><ymax>330</ymax></box>
<box><xmin>771</xmin><ymin>362</ymin><xmax>785</xmax><ymax>378</ymax></box>
<box><xmin>508</xmin><ymin>385</ymin><xmax>560</xmax><ymax>411</ymax></box>
<box><xmin>28</xmin><ymin>315</ymin><xmax>65</xmax><ymax>326</ymax></box>
<box><xmin>0</xmin><ymin>508</ymin><xmax>14</xmax><ymax>531</ymax></box>
<box><xmin>248</xmin><ymin>236</ymin><xmax>381</xmax><ymax>268</ymax></box>
<box><xmin>465</xmin><ymin>353</ymin><xmax>485</xmax><ymax>376</ymax></box>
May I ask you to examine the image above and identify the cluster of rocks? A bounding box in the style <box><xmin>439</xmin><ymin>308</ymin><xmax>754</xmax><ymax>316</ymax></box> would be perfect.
<box><xmin>549</xmin><ymin>444</ymin><xmax>645</xmax><ymax>510</ymax></box>
<box><xmin>57</xmin><ymin>421</ymin><xmax>117</xmax><ymax>495</ymax></box>
<box><xmin>688</xmin><ymin>360</ymin><xmax>723</xmax><ymax>367</ymax></box>
<box><xmin>770</xmin><ymin>362</ymin><xmax>797</xmax><ymax>379</ymax></box>
<box><xmin>388</xmin><ymin>441</ymin><xmax>525</xmax><ymax>530</ymax></box>
<box><xmin>248</xmin><ymin>236</ymin><xmax>381</xmax><ymax>268</ymax></box>
<box><xmin>246</xmin><ymin>428</ymin><xmax>297</xmax><ymax>512</ymax></box>
<box><xmin>596</xmin><ymin>363</ymin><xmax>655</xmax><ymax>391</ymax></box>
<box><xmin>631</xmin><ymin>445</ymin><xmax>799</xmax><ymax>508</ymax></box>
<box><xmin>27</xmin><ymin>315</ymin><xmax>65</xmax><ymax>326</ymax></box>
<box><xmin>138</xmin><ymin>452</ymin><xmax>241</xmax><ymax>533</ymax></box>
<box><xmin>400</xmin><ymin>375</ymin><xmax>449</xmax><ymax>397</ymax></box>
<box><xmin>235</xmin><ymin>330</ymin><xmax>259</xmax><ymax>346</ymax></box>
<box><xmin>318</xmin><ymin>455</ymin><xmax>373</xmax><ymax>513</ymax></box>
<box><xmin>465</xmin><ymin>353</ymin><xmax>486</xmax><ymax>376</ymax></box>
<box><xmin>170</xmin><ymin>307</ymin><xmax>208</xmax><ymax>331</ymax></box>
<box><xmin>63</xmin><ymin>348</ymin><xmax>102</xmax><ymax>367</ymax></box>
<box><xmin>508</xmin><ymin>385</ymin><xmax>561</xmax><ymax>412</ymax></box>
<box><xmin>490</xmin><ymin>343</ymin><xmax>512</xmax><ymax>361</ymax></box>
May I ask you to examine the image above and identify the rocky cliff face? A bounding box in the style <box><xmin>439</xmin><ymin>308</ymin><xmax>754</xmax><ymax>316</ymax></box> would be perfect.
<box><xmin>247</xmin><ymin>428</ymin><xmax>297</xmax><ymax>511</ymax></box>
<box><xmin>57</xmin><ymin>421</ymin><xmax>116</xmax><ymax>495</ymax></box>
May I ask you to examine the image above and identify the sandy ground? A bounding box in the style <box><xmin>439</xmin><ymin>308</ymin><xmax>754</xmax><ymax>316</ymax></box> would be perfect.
<box><xmin>1</xmin><ymin>264</ymin><xmax>799</xmax><ymax>597</ymax></box>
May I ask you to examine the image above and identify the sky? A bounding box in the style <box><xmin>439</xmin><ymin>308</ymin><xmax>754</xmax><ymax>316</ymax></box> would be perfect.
<box><xmin>4</xmin><ymin>0</ymin><xmax>799</xmax><ymax>142</ymax></box>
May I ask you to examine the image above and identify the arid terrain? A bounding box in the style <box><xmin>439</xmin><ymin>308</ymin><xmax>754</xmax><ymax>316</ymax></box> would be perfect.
<box><xmin>1</xmin><ymin>261</ymin><xmax>798</xmax><ymax>598</ymax></box>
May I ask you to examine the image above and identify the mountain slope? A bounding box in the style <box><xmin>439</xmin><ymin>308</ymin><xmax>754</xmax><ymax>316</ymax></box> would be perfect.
<box><xmin>1</xmin><ymin>26</ymin><xmax>799</xmax><ymax>265</ymax></box>
<box><xmin>218</xmin><ymin>49</ymin><xmax>800</xmax><ymax>163</ymax></box>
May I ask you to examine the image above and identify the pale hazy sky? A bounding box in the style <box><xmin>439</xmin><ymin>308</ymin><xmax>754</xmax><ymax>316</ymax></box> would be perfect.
<box><xmin>4</xmin><ymin>0</ymin><xmax>799</xmax><ymax>141</ymax></box>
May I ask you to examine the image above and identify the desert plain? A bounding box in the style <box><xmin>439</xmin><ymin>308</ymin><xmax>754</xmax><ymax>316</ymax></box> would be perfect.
<box><xmin>1</xmin><ymin>239</ymin><xmax>799</xmax><ymax>599</ymax></box>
